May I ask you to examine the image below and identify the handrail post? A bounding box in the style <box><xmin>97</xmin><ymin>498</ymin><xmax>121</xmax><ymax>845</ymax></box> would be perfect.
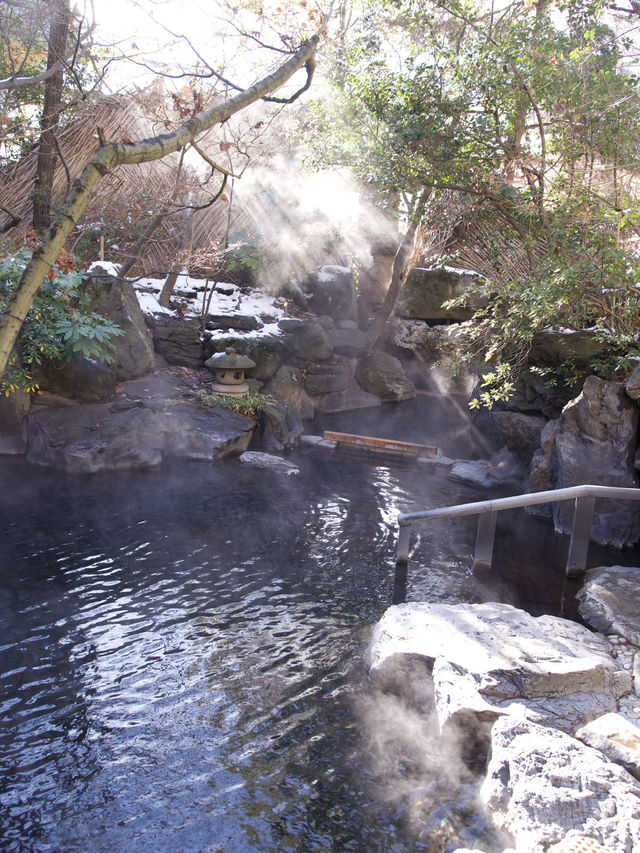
<box><xmin>397</xmin><ymin>523</ymin><xmax>411</xmax><ymax>564</ymax></box>
<box><xmin>394</xmin><ymin>485</ymin><xmax>639</xmax><ymax>600</ymax></box>
<box><xmin>473</xmin><ymin>511</ymin><xmax>497</xmax><ymax>571</ymax></box>
<box><xmin>566</xmin><ymin>496</ymin><xmax>595</xmax><ymax>577</ymax></box>
<box><xmin>394</xmin><ymin>523</ymin><xmax>411</xmax><ymax>605</ymax></box>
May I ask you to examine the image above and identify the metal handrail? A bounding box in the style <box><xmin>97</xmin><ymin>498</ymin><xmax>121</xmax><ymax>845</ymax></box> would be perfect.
<box><xmin>396</xmin><ymin>484</ymin><xmax>640</xmax><ymax>578</ymax></box>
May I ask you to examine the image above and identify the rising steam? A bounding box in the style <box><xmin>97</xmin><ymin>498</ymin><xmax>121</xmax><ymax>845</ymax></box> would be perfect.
<box><xmin>230</xmin><ymin>158</ymin><xmax>398</xmax><ymax>292</ymax></box>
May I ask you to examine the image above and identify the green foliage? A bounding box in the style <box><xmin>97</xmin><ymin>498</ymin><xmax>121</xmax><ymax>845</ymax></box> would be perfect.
<box><xmin>221</xmin><ymin>241</ymin><xmax>262</xmax><ymax>286</ymax></box>
<box><xmin>444</xmin><ymin>195</ymin><xmax>640</xmax><ymax>407</ymax></box>
<box><xmin>304</xmin><ymin>0</ymin><xmax>640</xmax><ymax>407</ymax></box>
<box><xmin>196</xmin><ymin>389</ymin><xmax>269</xmax><ymax>417</ymax></box>
<box><xmin>0</xmin><ymin>0</ymin><xmax>100</xmax><ymax>167</ymax></box>
<box><xmin>0</xmin><ymin>246</ymin><xmax>123</xmax><ymax>395</ymax></box>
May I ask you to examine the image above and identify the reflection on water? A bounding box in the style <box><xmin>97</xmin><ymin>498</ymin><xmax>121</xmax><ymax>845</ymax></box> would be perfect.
<box><xmin>0</xmin><ymin>415</ymin><xmax>631</xmax><ymax>852</ymax></box>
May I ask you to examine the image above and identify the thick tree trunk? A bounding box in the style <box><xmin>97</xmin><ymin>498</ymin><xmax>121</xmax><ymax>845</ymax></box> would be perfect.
<box><xmin>0</xmin><ymin>34</ymin><xmax>320</xmax><ymax>378</ymax></box>
<box><xmin>159</xmin><ymin>206</ymin><xmax>195</xmax><ymax>307</ymax></box>
<box><xmin>32</xmin><ymin>0</ymin><xmax>71</xmax><ymax>232</ymax></box>
<box><xmin>365</xmin><ymin>190</ymin><xmax>429</xmax><ymax>354</ymax></box>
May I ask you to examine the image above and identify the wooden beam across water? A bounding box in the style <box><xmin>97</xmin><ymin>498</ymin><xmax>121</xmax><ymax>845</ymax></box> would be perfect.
<box><xmin>322</xmin><ymin>431</ymin><xmax>438</xmax><ymax>460</ymax></box>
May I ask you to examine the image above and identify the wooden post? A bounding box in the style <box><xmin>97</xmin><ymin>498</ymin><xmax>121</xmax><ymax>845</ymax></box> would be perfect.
<box><xmin>566</xmin><ymin>496</ymin><xmax>595</xmax><ymax>577</ymax></box>
<box><xmin>473</xmin><ymin>511</ymin><xmax>497</xmax><ymax>571</ymax></box>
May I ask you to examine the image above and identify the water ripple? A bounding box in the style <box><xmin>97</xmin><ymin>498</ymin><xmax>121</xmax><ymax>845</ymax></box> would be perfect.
<box><xmin>0</xmin><ymin>448</ymin><xmax>590</xmax><ymax>852</ymax></box>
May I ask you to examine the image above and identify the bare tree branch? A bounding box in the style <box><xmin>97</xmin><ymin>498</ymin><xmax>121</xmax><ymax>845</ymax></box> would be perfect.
<box><xmin>0</xmin><ymin>29</ymin><xmax>323</xmax><ymax>377</ymax></box>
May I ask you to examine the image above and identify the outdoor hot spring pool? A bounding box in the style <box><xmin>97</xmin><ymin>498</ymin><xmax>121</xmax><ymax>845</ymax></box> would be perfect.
<box><xmin>1</xmin><ymin>401</ymin><xmax>627</xmax><ymax>852</ymax></box>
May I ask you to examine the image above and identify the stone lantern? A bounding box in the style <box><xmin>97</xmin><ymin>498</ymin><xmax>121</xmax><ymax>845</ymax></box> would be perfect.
<box><xmin>205</xmin><ymin>347</ymin><xmax>256</xmax><ymax>396</ymax></box>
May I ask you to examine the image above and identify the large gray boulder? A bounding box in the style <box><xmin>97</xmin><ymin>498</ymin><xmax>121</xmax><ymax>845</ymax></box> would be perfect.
<box><xmin>576</xmin><ymin>712</ymin><xmax>640</xmax><ymax>781</ymax></box>
<box><xmin>32</xmin><ymin>355</ymin><xmax>118</xmax><ymax>402</ymax></box>
<box><xmin>356</xmin><ymin>352</ymin><xmax>416</xmax><ymax>401</ymax></box>
<box><xmin>395</xmin><ymin>268</ymin><xmax>486</xmax><ymax>321</ymax></box>
<box><xmin>627</xmin><ymin>363</ymin><xmax>640</xmax><ymax>400</ymax></box>
<box><xmin>368</xmin><ymin>602</ymin><xmax>631</xmax><ymax>736</ymax></box>
<box><xmin>26</xmin><ymin>402</ymin><xmax>165</xmax><ymax>471</ymax></box>
<box><xmin>577</xmin><ymin>565</ymin><xmax>640</xmax><ymax>647</ymax></box>
<box><xmin>161</xmin><ymin>403</ymin><xmax>255</xmax><ymax>460</ymax></box>
<box><xmin>303</xmin><ymin>265</ymin><xmax>358</xmax><ymax>322</ymax></box>
<box><xmin>265</xmin><ymin>365</ymin><xmax>315</xmax><ymax>419</ymax></box>
<box><xmin>448</xmin><ymin>446</ymin><xmax>525</xmax><ymax>489</ymax></box>
<box><xmin>151</xmin><ymin>316</ymin><xmax>205</xmax><ymax>368</ymax></box>
<box><xmin>279</xmin><ymin>320</ymin><xmax>333</xmax><ymax>361</ymax></box>
<box><xmin>529</xmin><ymin>328</ymin><xmax>609</xmax><ymax>372</ymax></box>
<box><xmin>25</xmin><ymin>398</ymin><xmax>255</xmax><ymax>472</ymax></box>
<box><xmin>303</xmin><ymin>359</ymin><xmax>353</xmax><ymax>396</ymax></box>
<box><xmin>82</xmin><ymin>271</ymin><xmax>155</xmax><ymax>379</ymax></box>
<box><xmin>391</xmin><ymin>320</ymin><xmax>479</xmax><ymax>398</ymax></box>
<box><xmin>527</xmin><ymin>376</ymin><xmax>640</xmax><ymax>548</ymax></box>
<box><xmin>206</xmin><ymin>333</ymin><xmax>285</xmax><ymax>380</ymax></box>
<box><xmin>315</xmin><ymin>388</ymin><xmax>381</xmax><ymax>413</ymax></box>
<box><xmin>32</xmin><ymin>267</ymin><xmax>159</xmax><ymax>398</ymax></box>
<box><xmin>0</xmin><ymin>387</ymin><xmax>30</xmax><ymax>454</ymax></box>
<box><xmin>258</xmin><ymin>401</ymin><xmax>303</xmax><ymax>452</ymax></box>
<box><xmin>327</xmin><ymin>325</ymin><xmax>368</xmax><ymax>358</ymax></box>
<box><xmin>474</xmin><ymin>410</ymin><xmax>547</xmax><ymax>465</ymax></box>
<box><xmin>481</xmin><ymin>717</ymin><xmax>640</xmax><ymax>853</ymax></box>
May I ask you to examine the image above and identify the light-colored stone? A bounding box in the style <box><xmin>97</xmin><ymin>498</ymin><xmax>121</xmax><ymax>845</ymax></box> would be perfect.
<box><xmin>481</xmin><ymin>717</ymin><xmax>640</xmax><ymax>852</ymax></box>
<box><xmin>576</xmin><ymin>712</ymin><xmax>640</xmax><ymax>780</ymax></box>
<box><xmin>355</xmin><ymin>351</ymin><xmax>416</xmax><ymax>402</ymax></box>
<box><xmin>448</xmin><ymin>446</ymin><xmax>524</xmax><ymax>489</ymax></box>
<box><xmin>239</xmin><ymin>451</ymin><xmax>300</xmax><ymax>475</ymax></box>
<box><xmin>577</xmin><ymin>566</ymin><xmax>640</xmax><ymax>648</ymax></box>
<box><xmin>368</xmin><ymin>602</ymin><xmax>631</xmax><ymax>734</ymax></box>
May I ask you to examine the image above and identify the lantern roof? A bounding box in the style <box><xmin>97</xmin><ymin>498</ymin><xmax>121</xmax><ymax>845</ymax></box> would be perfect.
<box><xmin>205</xmin><ymin>347</ymin><xmax>256</xmax><ymax>369</ymax></box>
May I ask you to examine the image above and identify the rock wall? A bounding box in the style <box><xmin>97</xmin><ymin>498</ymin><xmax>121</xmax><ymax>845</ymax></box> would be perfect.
<box><xmin>369</xmin><ymin>597</ymin><xmax>640</xmax><ymax>853</ymax></box>
<box><xmin>528</xmin><ymin>376</ymin><xmax>640</xmax><ymax>548</ymax></box>
<box><xmin>395</xmin><ymin>267</ymin><xmax>486</xmax><ymax>321</ymax></box>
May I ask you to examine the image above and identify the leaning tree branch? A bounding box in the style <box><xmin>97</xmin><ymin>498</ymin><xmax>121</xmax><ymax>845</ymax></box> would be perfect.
<box><xmin>0</xmin><ymin>30</ymin><xmax>322</xmax><ymax>377</ymax></box>
<box><xmin>0</xmin><ymin>205</ymin><xmax>21</xmax><ymax>233</ymax></box>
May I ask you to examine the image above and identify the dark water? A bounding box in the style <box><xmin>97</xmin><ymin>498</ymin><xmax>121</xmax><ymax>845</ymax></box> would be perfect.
<box><xmin>0</xmin><ymin>403</ymin><xmax>634</xmax><ymax>852</ymax></box>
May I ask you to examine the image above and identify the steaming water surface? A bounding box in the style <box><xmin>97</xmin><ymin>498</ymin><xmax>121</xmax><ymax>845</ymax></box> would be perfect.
<box><xmin>0</xmin><ymin>409</ymin><xmax>620</xmax><ymax>852</ymax></box>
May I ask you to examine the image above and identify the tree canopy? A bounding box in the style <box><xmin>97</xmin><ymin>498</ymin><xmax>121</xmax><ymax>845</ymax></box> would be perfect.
<box><xmin>303</xmin><ymin>0</ymin><xmax>640</xmax><ymax>402</ymax></box>
<box><xmin>2</xmin><ymin>0</ymin><xmax>640</xmax><ymax>403</ymax></box>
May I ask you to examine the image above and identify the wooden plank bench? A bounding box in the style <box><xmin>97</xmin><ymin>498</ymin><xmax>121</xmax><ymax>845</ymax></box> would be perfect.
<box><xmin>323</xmin><ymin>430</ymin><xmax>437</xmax><ymax>460</ymax></box>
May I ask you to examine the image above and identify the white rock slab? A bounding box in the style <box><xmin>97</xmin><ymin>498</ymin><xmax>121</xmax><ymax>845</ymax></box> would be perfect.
<box><xmin>576</xmin><ymin>712</ymin><xmax>640</xmax><ymax>781</ymax></box>
<box><xmin>481</xmin><ymin>717</ymin><xmax>640</xmax><ymax>852</ymax></box>
<box><xmin>369</xmin><ymin>602</ymin><xmax>631</xmax><ymax>733</ymax></box>
<box><xmin>239</xmin><ymin>451</ymin><xmax>300</xmax><ymax>475</ymax></box>
<box><xmin>577</xmin><ymin>565</ymin><xmax>640</xmax><ymax>647</ymax></box>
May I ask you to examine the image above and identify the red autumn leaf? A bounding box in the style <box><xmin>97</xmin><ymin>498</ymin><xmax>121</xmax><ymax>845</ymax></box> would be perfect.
<box><xmin>219</xmin><ymin>141</ymin><xmax>232</xmax><ymax>151</ymax></box>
